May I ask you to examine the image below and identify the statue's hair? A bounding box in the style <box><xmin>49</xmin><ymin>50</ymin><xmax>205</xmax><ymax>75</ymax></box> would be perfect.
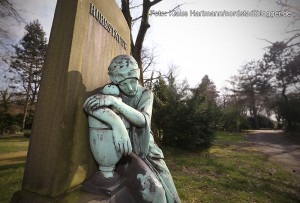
<box><xmin>108</xmin><ymin>55</ymin><xmax>140</xmax><ymax>84</ymax></box>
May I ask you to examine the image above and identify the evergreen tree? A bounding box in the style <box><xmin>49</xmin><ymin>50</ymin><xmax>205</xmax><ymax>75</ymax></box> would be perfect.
<box><xmin>152</xmin><ymin>71</ymin><xmax>189</xmax><ymax>146</ymax></box>
<box><xmin>186</xmin><ymin>75</ymin><xmax>221</xmax><ymax>148</ymax></box>
<box><xmin>9</xmin><ymin>20</ymin><xmax>48</xmax><ymax>130</ymax></box>
<box><xmin>152</xmin><ymin>74</ymin><xmax>220</xmax><ymax>149</ymax></box>
<box><xmin>152</xmin><ymin>76</ymin><xmax>169</xmax><ymax>143</ymax></box>
<box><xmin>152</xmin><ymin>73</ymin><xmax>186</xmax><ymax>145</ymax></box>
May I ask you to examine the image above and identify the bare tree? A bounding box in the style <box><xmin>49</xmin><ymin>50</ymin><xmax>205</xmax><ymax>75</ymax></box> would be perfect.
<box><xmin>0</xmin><ymin>88</ymin><xmax>12</xmax><ymax>112</ymax></box>
<box><xmin>141</xmin><ymin>46</ymin><xmax>159</xmax><ymax>88</ymax></box>
<box><xmin>276</xmin><ymin>0</ymin><xmax>300</xmax><ymax>48</ymax></box>
<box><xmin>0</xmin><ymin>0</ymin><xmax>22</xmax><ymax>49</ymax></box>
<box><xmin>120</xmin><ymin>0</ymin><xmax>183</xmax><ymax>85</ymax></box>
<box><xmin>0</xmin><ymin>0</ymin><xmax>23</xmax><ymax>89</ymax></box>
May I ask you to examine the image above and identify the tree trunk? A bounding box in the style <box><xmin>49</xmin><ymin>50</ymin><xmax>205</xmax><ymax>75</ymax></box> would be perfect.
<box><xmin>281</xmin><ymin>85</ymin><xmax>292</xmax><ymax>131</ymax></box>
<box><xmin>22</xmin><ymin>65</ymin><xmax>33</xmax><ymax>131</ymax></box>
<box><xmin>121</xmin><ymin>0</ymin><xmax>162</xmax><ymax>86</ymax></box>
<box><xmin>22</xmin><ymin>94</ymin><xmax>30</xmax><ymax>131</ymax></box>
<box><xmin>253</xmin><ymin>104</ymin><xmax>259</xmax><ymax>129</ymax></box>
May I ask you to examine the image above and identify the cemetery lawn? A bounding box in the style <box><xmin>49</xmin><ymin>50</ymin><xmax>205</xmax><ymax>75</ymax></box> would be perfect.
<box><xmin>0</xmin><ymin>135</ymin><xmax>29</xmax><ymax>153</ymax></box>
<box><xmin>0</xmin><ymin>135</ymin><xmax>28</xmax><ymax>203</ymax></box>
<box><xmin>0</xmin><ymin>133</ymin><xmax>299</xmax><ymax>203</ymax></box>
<box><xmin>164</xmin><ymin>131</ymin><xmax>300</xmax><ymax>203</ymax></box>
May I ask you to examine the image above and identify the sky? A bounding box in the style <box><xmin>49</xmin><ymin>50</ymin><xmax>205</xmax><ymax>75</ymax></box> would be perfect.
<box><xmin>0</xmin><ymin>0</ymin><xmax>56</xmax><ymax>87</ymax></box>
<box><xmin>13</xmin><ymin>0</ymin><xmax>56</xmax><ymax>41</ymax></box>
<box><xmin>2</xmin><ymin>0</ymin><xmax>299</xmax><ymax>91</ymax></box>
<box><xmin>145</xmin><ymin>0</ymin><xmax>299</xmax><ymax>89</ymax></box>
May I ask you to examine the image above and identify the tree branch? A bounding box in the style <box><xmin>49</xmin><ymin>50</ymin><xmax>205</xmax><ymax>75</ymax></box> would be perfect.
<box><xmin>132</xmin><ymin>15</ymin><xmax>142</xmax><ymax>23</ymax></box>
<box><xmin>164</xmin><ymin>4</ymin><xmax>185</xmax><ymax>14</ymax></box>
<box><xmin>149</xmin><ymin>0</ymin><xmax>162</xmax><ymax>7</ymax></box>
<box><xmin>286</xmin><ymin>28</ymin><xmax>300</xmax><ymax>34</ymax></box>
<box><xmin>277</xmin><ymin>0</ymin><xmax>300</xmax><ymax>14</ymax></box>
<box><xmin>121</xmin><ymin>0</ymin><xmax>134</xmax><ymax>54</ymax></box>
<box><xmin>256</xmin><ymin>37</ymin><xmax>274</xmax><ymax>45</ymax></box>
<box><xmin>130</xmin><ymin>4</ymin><xmax>143</xmax><ymax>9</ymax></box>
<box><xmin>132</xmin><ymin>3</ymin><xmax>184</xmax><ymax>23</ymax></box>
<box><xmin>285</xmin><ymin>33</ymin><xmax>300</xmax><ymax>44</ymax></box>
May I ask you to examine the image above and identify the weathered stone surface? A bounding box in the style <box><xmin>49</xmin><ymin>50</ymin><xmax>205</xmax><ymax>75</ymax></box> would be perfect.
<box><xmin>15</xmin><ymin>0</ymin><xmax>130</xmax><ymax>200</ymax></box>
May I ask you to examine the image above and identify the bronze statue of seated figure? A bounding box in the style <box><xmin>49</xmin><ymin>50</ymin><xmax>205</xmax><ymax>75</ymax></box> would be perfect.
<box><xmin>83</xmin><ymin>55</ymin><xmax>181</xmax><ymax>203</ymax></box>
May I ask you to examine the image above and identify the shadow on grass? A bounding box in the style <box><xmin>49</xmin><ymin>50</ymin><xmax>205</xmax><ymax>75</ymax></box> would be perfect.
<box><xmin>0</xmin><ymin>162</ymin><xmax>25</xmax><ymax>203</ymax></box>
<box><xmin>0</xmin><ymin>162</ymin><xmax>25</xmax><ymax>171</ymax></box>
<box><xmin>164</xmin><ymin>142</ymin><xmax>300</xmax><ymax>202</ymax></box>
<box><xmin>0</xmin><ymin>136</ymin><xmax>30</xmax><ymax>142</ymax></box>
<box><xmin>206</xmin><ymin>158</ymin><xmax>299</xmax><ymax>202</ymax></box>
<box><xmin>0</xmin><ymin>150</ymin><xmax>27</xmax><ymax>173</ymax></box>
<box><xmin>0</xmin><ymin>156</ymin><xmax>26</xmax><ymax>170</ymax></box>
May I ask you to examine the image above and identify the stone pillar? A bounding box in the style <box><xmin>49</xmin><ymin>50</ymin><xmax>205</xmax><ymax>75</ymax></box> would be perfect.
<box><xmin>11</xmin><ymin>0</ymin><xmax>130</xmax><ymax>202</ymax></box>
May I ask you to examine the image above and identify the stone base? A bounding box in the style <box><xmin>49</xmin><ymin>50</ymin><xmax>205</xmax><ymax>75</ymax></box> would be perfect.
<box><xmin>11</xmin><ymin>184</ymin><xmax>137</xmax><ymax>203</ymax></box>
<box><xmin>83</xmin><ymin>171</ymin><xmax>126</xmax><ymax>196</ymax></box>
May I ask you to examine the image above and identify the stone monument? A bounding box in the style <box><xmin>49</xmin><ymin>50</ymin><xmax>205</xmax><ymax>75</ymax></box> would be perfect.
<box><xmin>11</xmin><ymin>0</ymin><xmax>132</xmax><ymax>202</ymax></box>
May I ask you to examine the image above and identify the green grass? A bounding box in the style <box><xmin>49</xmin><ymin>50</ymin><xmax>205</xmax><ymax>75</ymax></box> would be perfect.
<box><xmin>214</xmin><ymin>131</ymin><xmax>246</xmax><ymax>142</ymax></box>
<box><xmin>0</xmin><ymin>135</ymin><xmax>28</xmax><ymax>203</ymax></box>
<box><xmin>0</xmin><ymin>132</ymin><xmax>300</xmax><ymax>203</ymax></box>
<box><xmin>0</xmin><ymin>163</ymin><xmax>25</xmax><ymax>202</ymax></box>
<box><xmin>164</xmin><ymin>131</ymin><xmax>300</xmax><ymax>203</ymax></box>
<box><xmin>0</xmin><ymin>136</ymin><xmax>29</xmax><ymax>154</ymax></box>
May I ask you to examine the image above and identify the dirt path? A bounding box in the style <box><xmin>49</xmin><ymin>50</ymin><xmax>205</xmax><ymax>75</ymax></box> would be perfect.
<box><xmin>246</xmin><ymin>130</ymin><xmax>300</xmax><ymax>176</ymax></box>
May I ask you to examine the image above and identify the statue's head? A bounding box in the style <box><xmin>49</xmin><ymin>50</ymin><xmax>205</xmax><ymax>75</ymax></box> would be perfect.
<box><xmin>108</xmin><ymin>55</ymin><xmax>140</xmax><ymax>96</ymax></box>
<box><xmin>108</xmin><ymin>55</ymin><xmax>140</xmax><ymax>84</ymax></box>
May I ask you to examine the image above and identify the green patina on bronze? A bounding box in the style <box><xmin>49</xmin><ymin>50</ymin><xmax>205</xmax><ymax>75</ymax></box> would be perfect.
<box><xmin>83</xmin><ymin>55</ymin><xmax>181</xmax><ymax>203</ymax></box>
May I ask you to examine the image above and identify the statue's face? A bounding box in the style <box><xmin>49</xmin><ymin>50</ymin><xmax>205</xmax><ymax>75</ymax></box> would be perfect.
<box><xmin>118</xmin><ymin>78</ymin><xmax>138</xmax><ymax>97</ymax></box>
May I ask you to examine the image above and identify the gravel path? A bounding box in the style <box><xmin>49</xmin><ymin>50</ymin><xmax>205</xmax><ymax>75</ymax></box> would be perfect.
<box><xmin>246</xmin><ymin>130</ymin><xmax>300</xmax><ymax>176</ymax></box>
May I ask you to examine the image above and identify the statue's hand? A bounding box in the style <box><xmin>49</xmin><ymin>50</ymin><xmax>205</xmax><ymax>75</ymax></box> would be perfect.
<box><xmin>113</xmin><ymin>127</ymin><xmax>132</xmax><ymax>156</ymax></box>
<box><xmin>83</xmin><ymin>95</ymin><xmax>96</xmax><ymax>113</ymax></box>
<box><xmin>83</xmin><ymin>95</ymin><xmax>117</xmax><ymax>113</ymax></box>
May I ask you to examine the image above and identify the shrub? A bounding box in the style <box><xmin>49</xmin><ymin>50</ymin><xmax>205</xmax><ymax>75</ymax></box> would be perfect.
<box><xmin>24</xmin><ymin>132</ymin><xmax>31</xmax><ymax>138</ymax></box>
<box><xmin>0</xmin><ymin>112</ymin><xmax>15</xmax><ymax>134</ymax></box>
<box><xmin>248</xmin><ymin>115</ymin><xmax>274</xmax><ymax>129</ymax></box>
<box><xmin>9</xmin><ymin>124</ymin><xmax>21</xmax><ymax>134</ymax></box>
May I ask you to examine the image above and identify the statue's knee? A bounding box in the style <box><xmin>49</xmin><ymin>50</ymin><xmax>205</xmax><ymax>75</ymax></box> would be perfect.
<box><xmin>152</xmin><ymin>184</ymin><xmax>166</xmax><ymax>202</ymax></box>
<box><xmin>137</xmin><ymin>172</ymin><xmax>167</xmax><ymax>203</ymax></box>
